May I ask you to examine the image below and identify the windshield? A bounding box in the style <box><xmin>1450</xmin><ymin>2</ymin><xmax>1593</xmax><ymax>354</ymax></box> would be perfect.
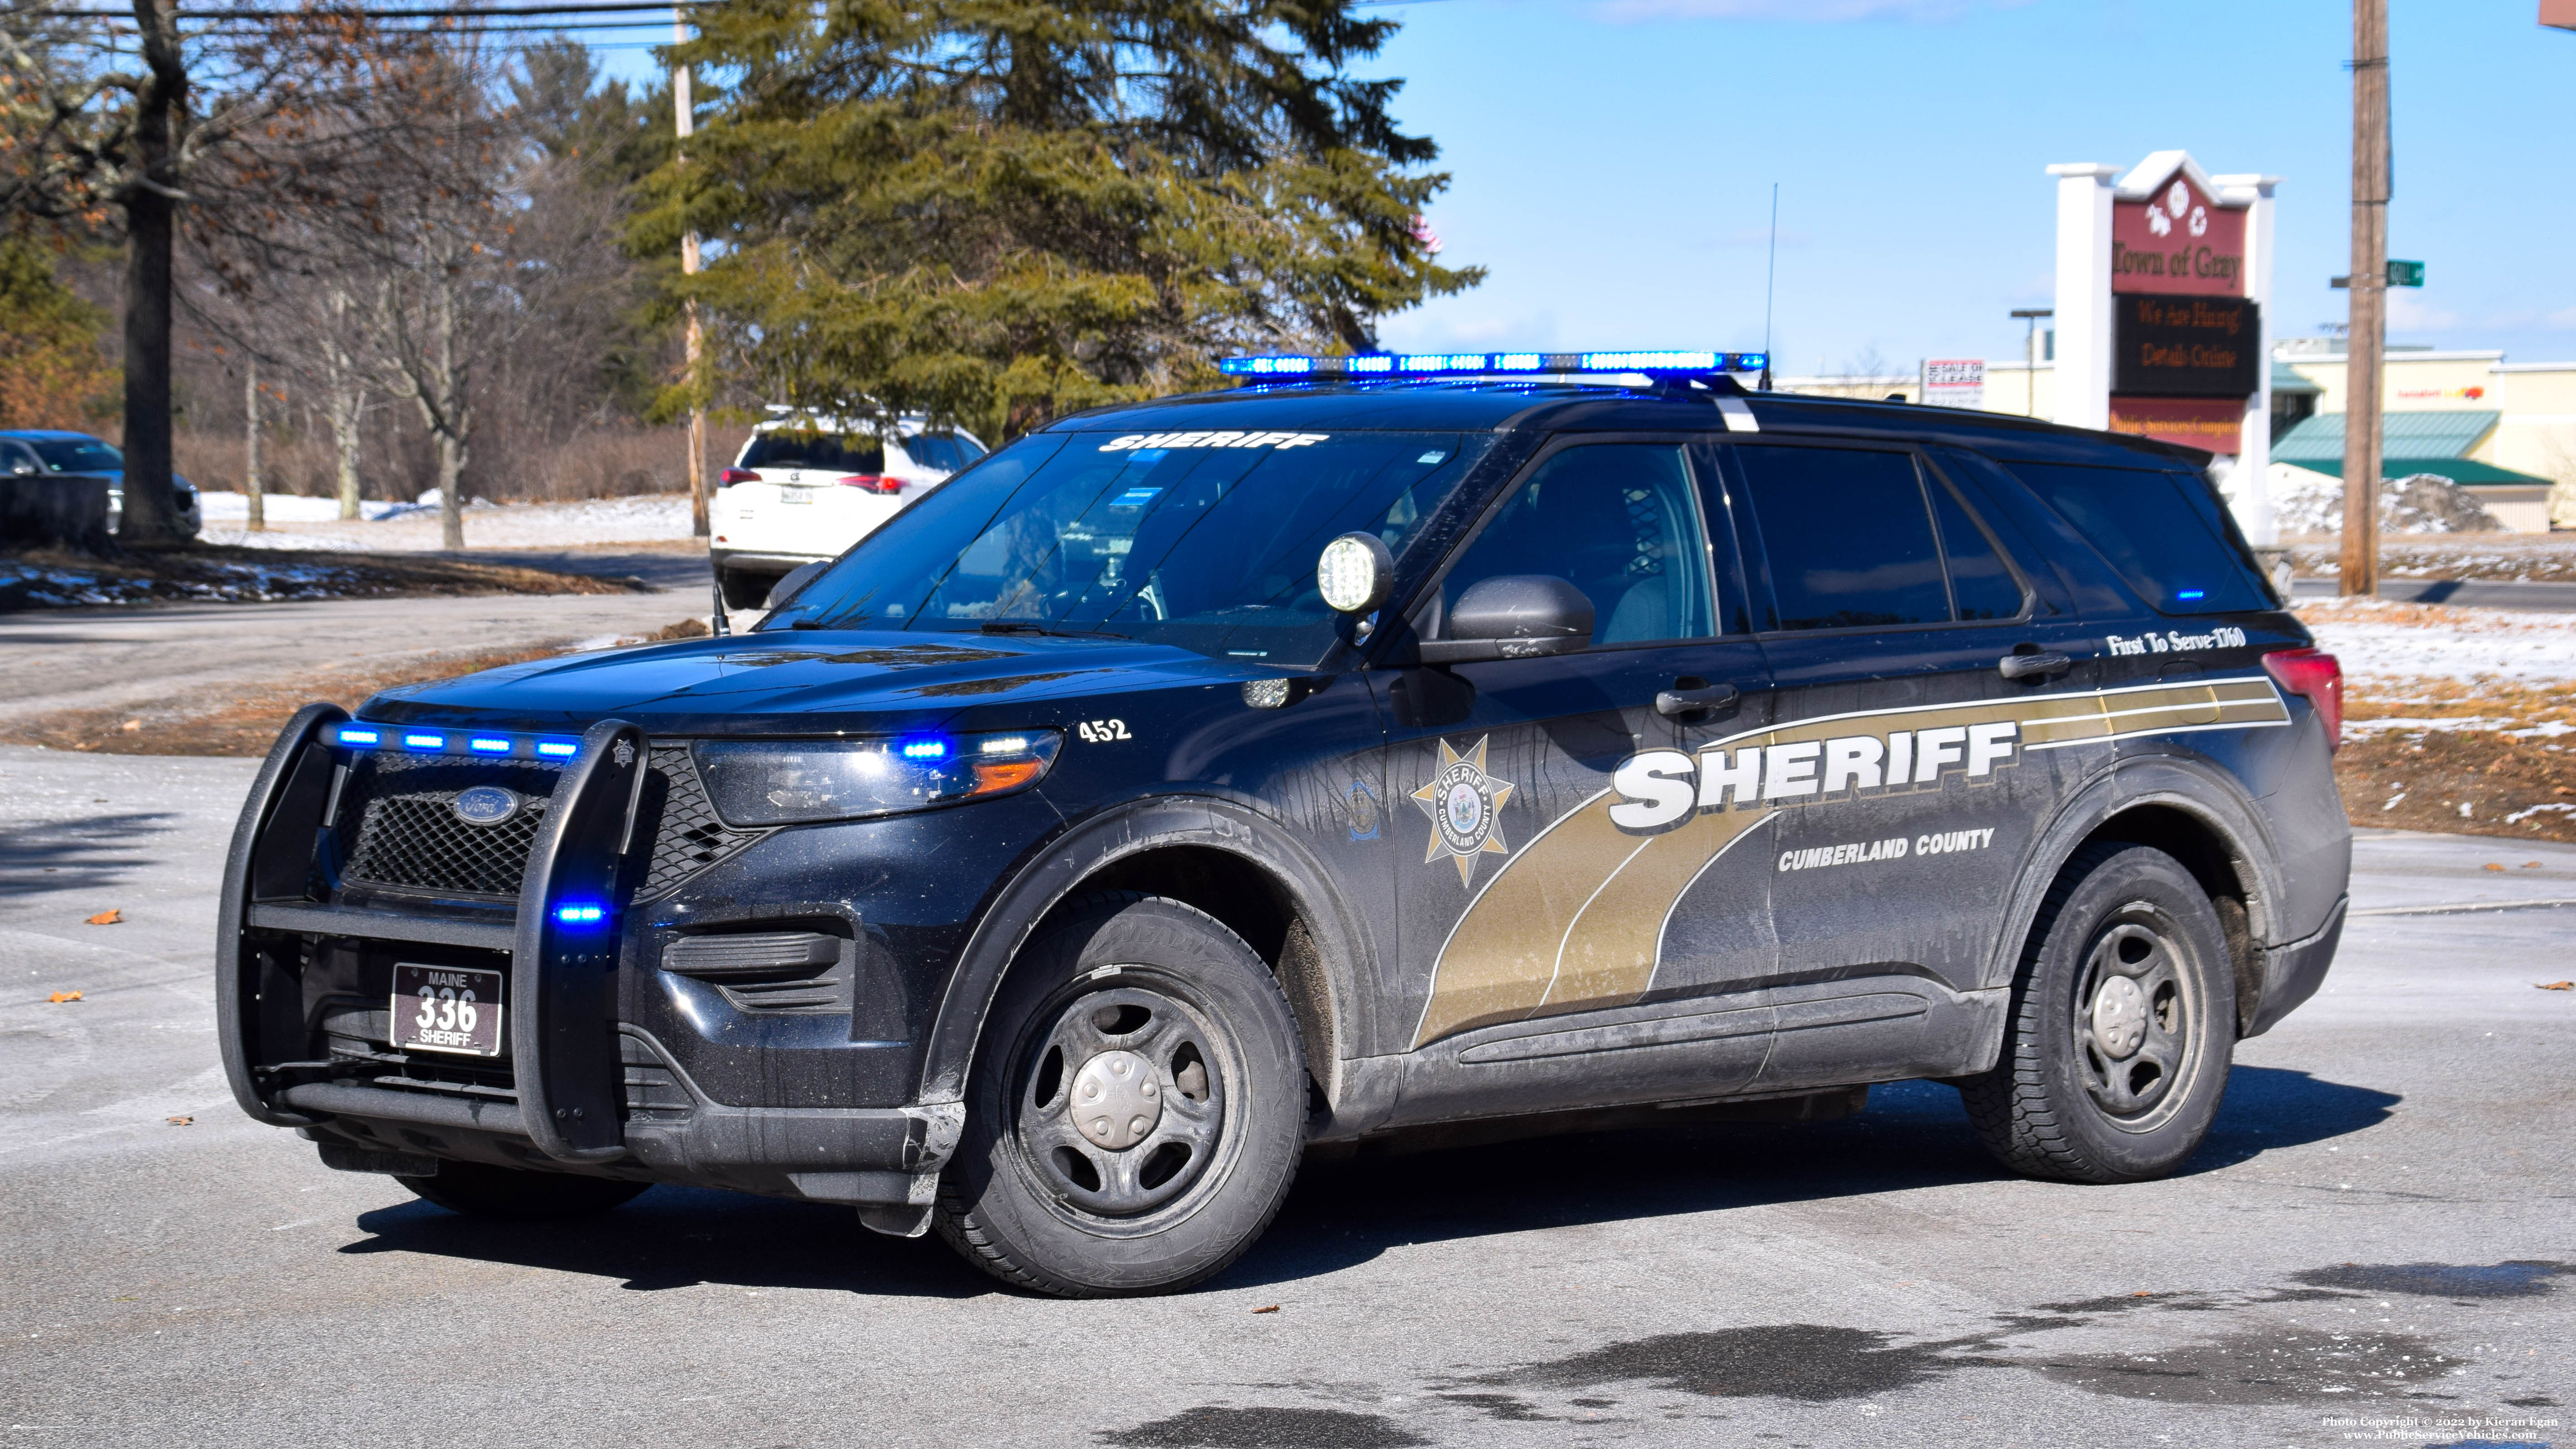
<box><xmin>28</xmin><ymin>437</ymin><xmax>121</xmax><ymax>473</ymax></box>
<box><xmin>761</xmin><ymin>428</ymin><xmax>1493</xmax><ymax>665</ymax></box>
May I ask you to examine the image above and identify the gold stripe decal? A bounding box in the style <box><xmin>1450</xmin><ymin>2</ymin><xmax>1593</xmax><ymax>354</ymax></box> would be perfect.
<box><xmin>1407</xmin><ymin>675</ymin><xmax>2291</xmax><ymax>1050</ymax></box>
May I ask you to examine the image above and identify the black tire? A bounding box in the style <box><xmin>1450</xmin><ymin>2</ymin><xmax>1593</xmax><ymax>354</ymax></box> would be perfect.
<box><xmin>397</xmin><ymin>1161</ymin><xmax>649</xmax><ymax>1220</ymax></box>
<box><xmin>935</xmin><ymin>893</ymin><xmax>1307</xmax><ymax>1297</ymax></box>
<box><xmin>717</xmin><ymin>567</ymin><xmax>776</xmax><ymax>610</ymax></box>
<box><xmin>1961</xmin><ymin>842</ymin><xmax>2237</xmax><ymax>1184</ymax></box>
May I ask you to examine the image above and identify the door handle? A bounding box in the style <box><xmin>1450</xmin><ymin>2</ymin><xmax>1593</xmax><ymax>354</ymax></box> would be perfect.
<box><xmin>1656</xmin><ymin>682</ymin><xmax>1741</xmax><ymax>717</ymax></box>
<box><xmin>1998</xmin><ymin>650</ymin><xmax>2072</xmax><ymax>681</ymax></box>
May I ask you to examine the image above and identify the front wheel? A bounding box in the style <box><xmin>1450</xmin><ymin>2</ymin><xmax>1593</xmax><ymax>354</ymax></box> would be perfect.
<box><xmin>1961</xmin><ymin>842</ymin><xmax>2236</xmax><ymax>1184</ymax></box>
<box><xmin>935</xmin><ymin>894</ymin><xmax>1308</xmax><ymax>1297</ymax></box>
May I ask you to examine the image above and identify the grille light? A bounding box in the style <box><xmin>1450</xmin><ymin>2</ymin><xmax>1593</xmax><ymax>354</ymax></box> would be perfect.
<box><xmin>900</xmin><ymin>737</ymin><xmax>950</xmax><ymax>760</ymax></box>
<box><xmin>337</xmin><ymin>728</ymin><xmax>380</xmax><ymax>746</ymax></box>
<box><xmin>403</xmin><ymin>732</ymin><xmax>445</xmax><ymax>751</ymax></box>
<box><xmin>469</xmin><ymin>737</ymin><xmax>513</xmax><ymax>754</ymax></box>
<box><xmin>1216</xmin><ymin>350</ymin><xmax>1768</xmax><ymax>380</ymax></box>
<box><xmin>536</xmin><ymin>740</ymin><xmax>579</xmax><ymax>757</ymax></box>
<box><xmin>554</xmin><ymin>902</ymin><xmax>607</xmax><ymax>925</ymax></box>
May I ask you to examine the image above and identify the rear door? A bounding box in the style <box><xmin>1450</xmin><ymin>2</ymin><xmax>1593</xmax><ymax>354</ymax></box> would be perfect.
<box><xmin>1708</xmin><ymin>437</ymin><xmax>2098</xmax><ymax>1090</ymax></box>
<box><xmin>1377</xmin><ymin>438</ymin><xmax>1778</xmax><ymax>1122</ymax></box>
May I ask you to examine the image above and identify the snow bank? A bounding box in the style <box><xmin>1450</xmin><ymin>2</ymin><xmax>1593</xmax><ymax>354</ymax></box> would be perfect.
<box><xmin>198</xmin><ymin>492</ymin><xmax>697</xmax><ymax>551</ymax></box>
<box><xmin>2298</xmin><ymin>599</ymin><xmax>2576</xmax><ymax>685</ymax></box>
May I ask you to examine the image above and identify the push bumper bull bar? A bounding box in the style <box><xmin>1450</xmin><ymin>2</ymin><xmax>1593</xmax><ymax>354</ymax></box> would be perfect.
<box><xmin>215</xmin><ymin>705</ymin><xmax>960</xmax><ymax>1207</ymax></box>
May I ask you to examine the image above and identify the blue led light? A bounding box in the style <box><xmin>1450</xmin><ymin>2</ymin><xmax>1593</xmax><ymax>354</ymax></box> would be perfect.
<box><xmin>900</xmin><ymin>737</ymin><xmax>950</xmax><ymax>760</ymax></box>
<box><xmin>469</xmin><ymin>737</ymin><xmax>513</xmax><ymax>754</ymax></box>
<box><xmin>403</xmin><ymin>732</ymin><xmax>446</xmax><ymax>751</ymax></box>
<box><xmin>338</xmin><ymin>728</ymin><xmax>380</xmax><ymax>746</ymax></box>
<box><xmin>2177</xmin><ymin>589</ymin><xmax>2206</xmax><ymax>600</ymax></box>
<box><xmin>535</xmin><ymin>740</ymin><xmax>578</xmax><ymax>757</ymax></box>
<box><xmin>1217</xmin><ymin>350</ymin><xmax>1769</xmax><ymax>380</ymax></box>
<box><xmin>554</xmin><ymin>903</ymin><xmax>606</xmax><ymax>924</ymax></box>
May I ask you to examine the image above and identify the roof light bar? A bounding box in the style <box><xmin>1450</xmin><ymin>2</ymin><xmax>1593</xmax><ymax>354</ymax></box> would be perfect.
<box><xmin>1217</xmin><ymin>349</ymin><xmax>1768</xmax><ymax>380</ymax></box>
<box><xmin>323</xmin><ymin>721</ymin><xmax>582</xmax><ymax>761</ymax></box>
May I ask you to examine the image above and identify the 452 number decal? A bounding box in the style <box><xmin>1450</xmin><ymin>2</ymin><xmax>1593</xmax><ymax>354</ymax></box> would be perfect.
<box><xmin>1076</xmin><ymin>718</ymin><xmax>1133</xmax><ymax>743</ymax></box>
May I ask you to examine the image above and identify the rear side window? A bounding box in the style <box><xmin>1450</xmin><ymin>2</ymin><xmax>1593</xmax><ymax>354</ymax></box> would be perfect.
<box><xmin>1732</xmin><ymin>446</ymin><xmax>1956</xmax><ymax>631</ymax></box>
<box><xmin>902</xmin><ymin>433</ymin><xmax>983</xmax><ymax>473</ymax></box>
<box><xmin>1929</xmin><ymin>478</ymin><xmax>2027</xmax><ymax>621</ymax></box>
<box><xmin>2005</xmin><ymin>462</ymin><xmax>2269</xmax><ymax>614</ymax></box>
<box><xmin>740</xmin><ymin>430</ymin><xmax>888</xmax><ymax>475</ymax></box>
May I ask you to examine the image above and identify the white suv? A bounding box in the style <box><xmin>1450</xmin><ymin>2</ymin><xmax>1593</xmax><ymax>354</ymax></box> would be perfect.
<box><xmin>710</xmin><ymin>417</ymin><xmax>987</xmax><ymax>608</ymax></box>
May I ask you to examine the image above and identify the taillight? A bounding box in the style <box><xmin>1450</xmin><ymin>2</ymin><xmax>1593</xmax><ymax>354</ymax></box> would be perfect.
<box><xmin>837</xmin><ymin>474</ymin><xmax>902</xmax><ymax>494</ymax></box>
<box><xmin>720</xmin><ymin>467</ymin><xmax>759</xmax><ymax>486</ymax></box>
<box><xmin>2263</xmin><ymin>648</ymin><xmax>2343</xmax><ymax>752</ymax></box>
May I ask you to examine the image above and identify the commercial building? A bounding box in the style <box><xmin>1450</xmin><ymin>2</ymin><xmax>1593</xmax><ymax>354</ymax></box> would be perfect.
<box><xmin>1788</xmin><ymin>343</ymin><xmax>2574</xmax><ymax>534</ymax></box>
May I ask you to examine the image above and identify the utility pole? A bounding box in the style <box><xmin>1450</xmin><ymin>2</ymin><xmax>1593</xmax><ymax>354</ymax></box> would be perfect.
<box><xmin>676</xmin><ymin>7</ymin><xmax>708</xmax><ymax>539</ymax></box>
<box><xmin>2340</xmin><ymin>0</ymin><xmax>2388</xmax><ymax>597</ymax></box>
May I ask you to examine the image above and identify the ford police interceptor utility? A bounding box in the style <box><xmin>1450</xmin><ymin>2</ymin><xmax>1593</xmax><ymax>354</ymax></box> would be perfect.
<box><xmin>218</xmin><ymin>350</ymin><xmax>2350</xmax><ymax>1296</ymax></box>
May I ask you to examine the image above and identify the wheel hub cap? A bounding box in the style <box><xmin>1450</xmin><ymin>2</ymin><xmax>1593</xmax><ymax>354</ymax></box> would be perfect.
<box><xmin>2090</xmin><ymin>974</ymin><xmax>2149</xmax><ymax>1059</ymax></box>
<box><xmin>1070</xmin><ymin>1049</ymin><xmax>1162</xmax><ymax>1150</ymax></box>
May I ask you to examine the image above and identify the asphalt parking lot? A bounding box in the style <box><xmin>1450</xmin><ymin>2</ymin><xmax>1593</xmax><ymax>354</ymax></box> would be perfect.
<box><xmin>1</xmin><ymin>741</ymin><xmax>2569</xmax><ymax>1449</ymax></box>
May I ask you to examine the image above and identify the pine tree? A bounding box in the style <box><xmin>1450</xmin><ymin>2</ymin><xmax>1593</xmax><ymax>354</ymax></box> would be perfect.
<box><xmin>631</xmin><ymin>0</ymin><xmax>1480</xmax><ymax>440</ymax></box>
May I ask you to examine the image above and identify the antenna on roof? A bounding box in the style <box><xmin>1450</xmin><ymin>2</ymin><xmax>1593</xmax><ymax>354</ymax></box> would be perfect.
<box><xmin>1760</xmin><ymin>182</ymin><xmax>1778</xmax><ymax>392</ymax></box>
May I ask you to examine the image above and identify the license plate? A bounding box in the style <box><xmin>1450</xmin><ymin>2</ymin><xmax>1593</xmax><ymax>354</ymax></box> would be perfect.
<box><xmin>392</xmin><ymin>963</ymin><xmax>504</xmax><ymax>1058</ymax></box>
<box><xmin>780</xmin><ymin>486</ymin><xmax>814</xmax><ymax>505</ymax></box>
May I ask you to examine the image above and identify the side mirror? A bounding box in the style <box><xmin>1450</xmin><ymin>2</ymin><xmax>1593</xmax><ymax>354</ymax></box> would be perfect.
<box><xmin>1419</xmin><ymin>575</ymin><xmax>1594</xmax><ymax>663</ymax></box>
<box><xmin>766</xmin><ymin>560</ymin><xmax>827</xmax><ymax>610</ymax></box>
<box><xmin>1316</xmin><ymin>532</ymin><xmax>1395</xmax><ymax>615</ymax></box>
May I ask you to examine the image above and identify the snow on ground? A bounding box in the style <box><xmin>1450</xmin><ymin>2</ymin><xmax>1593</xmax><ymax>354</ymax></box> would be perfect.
<box><xmin>2296</xmin><ymin>597</ymin><xmax>2576</xmax><ymax>686</ymax></box>
<box><xmin>197</xmin><ymin>491</ymin><xmax>695</xmax><ymax>550</ymax></box>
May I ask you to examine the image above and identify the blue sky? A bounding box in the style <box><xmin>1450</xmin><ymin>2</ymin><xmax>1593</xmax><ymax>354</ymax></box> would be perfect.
<box><xmin>1359</xmin><ymin>0</ymin><xmax>2576</xmax><ymax>371</ymax></box>
<box><xmin>607</xmin><ymin>1</ymin><xmax>2575</xmax><ymax>374</ymax></box>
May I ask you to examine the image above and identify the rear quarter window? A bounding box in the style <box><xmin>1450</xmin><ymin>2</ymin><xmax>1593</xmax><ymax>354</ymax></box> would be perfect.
<box><xmin>2002</xmin><ymin>460</ymin><xmax>2271</xmax><ymax>615</ymax></box>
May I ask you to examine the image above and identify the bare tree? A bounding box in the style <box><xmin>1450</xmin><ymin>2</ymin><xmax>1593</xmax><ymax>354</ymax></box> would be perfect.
<box><xmin>1</xmin><ymin>0</ymin><xmax>439</xmax><ymax>542</ymax></box>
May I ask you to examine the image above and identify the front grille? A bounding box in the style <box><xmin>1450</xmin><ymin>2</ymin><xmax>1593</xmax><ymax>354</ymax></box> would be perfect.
<box><xmin>346</xmin><ymin>792</ymin><xmax>549</xmax><ymax>896</ymax></box>
<box><xmin>639</xmin><ymin>745</ymin><xmax>760</xmax><ymax>897</ymax></box>
<box><xmin>333</xmin><ymin>743</ymin><xmax>764</xmax><ymax>903</ymax></box>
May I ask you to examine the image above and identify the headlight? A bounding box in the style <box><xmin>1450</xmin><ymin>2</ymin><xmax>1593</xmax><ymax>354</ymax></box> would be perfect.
<box><xmin>696</xmin><ymin>730</ymin><xmax>1063</xmax><ymax>826</ymax></box>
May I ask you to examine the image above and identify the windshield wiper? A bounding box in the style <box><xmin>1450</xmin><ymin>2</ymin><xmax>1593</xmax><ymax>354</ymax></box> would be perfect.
<box><xmin>980</xmin><ymin>621</ymin><xmax>1130</xmax><ymax>641</ymax></box>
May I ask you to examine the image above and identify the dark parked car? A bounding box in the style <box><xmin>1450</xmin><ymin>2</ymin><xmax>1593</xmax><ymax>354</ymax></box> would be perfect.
<box><xmin>0</xmin><ymin>430</ymin><xmax>203</xmax><ymax>537</ymax></box>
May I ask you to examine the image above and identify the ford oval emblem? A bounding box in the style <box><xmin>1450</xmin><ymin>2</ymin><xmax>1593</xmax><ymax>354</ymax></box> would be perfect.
<box><xmin>452</xmin><ymin>785</ymin><xmax>522</xmax><ymax>827</ymax></box>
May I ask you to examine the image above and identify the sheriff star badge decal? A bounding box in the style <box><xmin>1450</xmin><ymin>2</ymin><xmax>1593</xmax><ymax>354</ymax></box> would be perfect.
<box><xmin>1411</xmin><ymin>736</ymin><xmax>1515</xmax><ymax>886</ymax></box>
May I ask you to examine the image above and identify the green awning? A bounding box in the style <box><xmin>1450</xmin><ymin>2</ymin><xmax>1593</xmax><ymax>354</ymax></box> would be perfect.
<box><xmin>2275</xmin><ymin>457</ymin><xmax>2553</xmax><ymax>488</ymax></box>
<box><xmin>2274</xmin><ymin>409</ymin><xmax>2500</xmax><ymax>463</ymax></box>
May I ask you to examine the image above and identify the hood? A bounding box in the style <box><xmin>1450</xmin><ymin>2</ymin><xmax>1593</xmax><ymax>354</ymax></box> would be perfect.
<box><xmin>361</xmin><ymin>629</ymin><xmax>1266</xmax><ymax>735</ymax></box>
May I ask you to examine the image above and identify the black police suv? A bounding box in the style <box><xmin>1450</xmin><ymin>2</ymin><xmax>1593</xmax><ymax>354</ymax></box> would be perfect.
<box><xmin>218</xmin><ymin>356</ymin><xmax>2351</xmax><ymax>1296</ymax></box>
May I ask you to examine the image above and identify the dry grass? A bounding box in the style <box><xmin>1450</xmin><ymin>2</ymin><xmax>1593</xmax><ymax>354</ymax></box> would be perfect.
<box><xmin>0</xmin><ymin>618</ymin><xmax>710</xmax><ymax>756</ymax></box>
<box><xmin>0</xmin><ymin>542</ymin><xmax>651</xmax><ymax>611</ymax></box>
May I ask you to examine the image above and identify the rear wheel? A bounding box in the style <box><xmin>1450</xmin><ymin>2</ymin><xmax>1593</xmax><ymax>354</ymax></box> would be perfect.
<box><xmin>935</xmin><ymin>894</ymin><xmax>1307</xmax><ymax>1297</ymax></box>
<box><xmin>1961</xmin><ymin>842</ymin><xmax>2236</xmax><ymax>1184</ymax></box>
<box><xmin>397</xmin><ymin>1161</ymin><xmax>649</xmax><ymax>1220</ymax></box>
<box><xmin>717</xmin><ymin>567</ymin><xmax>777</xmax><ymax>610</ymax></box>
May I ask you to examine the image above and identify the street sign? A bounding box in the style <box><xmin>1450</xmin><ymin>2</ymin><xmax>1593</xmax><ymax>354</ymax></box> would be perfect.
<box><xmin>2331</xmin><ymin>260</ymin><xmax>2426</xmax><ymax>289</ymax></box>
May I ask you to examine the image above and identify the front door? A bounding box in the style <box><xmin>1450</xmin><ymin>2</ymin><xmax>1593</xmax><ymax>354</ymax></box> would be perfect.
<box><xmin>1373</xmin><ymin>438</ymin><xmax>1777</xmax><ymax>1123</ymax></box>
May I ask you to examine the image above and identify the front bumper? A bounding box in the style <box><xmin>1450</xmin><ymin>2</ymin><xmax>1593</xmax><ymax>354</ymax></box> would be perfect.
<box><xmin>708</xmin><ymin>548</ymin><xmax>826</xmax><ymax>575</ymax></box>
<box><xmin>216</xmin><ymin>707</ymin><xmax>961</xmax><ymax>1207</ymax></box>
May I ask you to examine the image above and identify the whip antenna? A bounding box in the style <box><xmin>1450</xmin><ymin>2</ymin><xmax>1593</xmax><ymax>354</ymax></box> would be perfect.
<box><xmin>1761</xmin><ymin>182</ymin><xmax>1778</xmax><ymax>391</ymax></box>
